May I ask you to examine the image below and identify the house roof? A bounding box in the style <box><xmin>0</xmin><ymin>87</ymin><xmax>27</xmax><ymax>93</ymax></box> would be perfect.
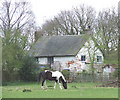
<box><xmin>29</xmin><ymin>35</ymin><xmax>89</xmax><ymax>57</ymax></box>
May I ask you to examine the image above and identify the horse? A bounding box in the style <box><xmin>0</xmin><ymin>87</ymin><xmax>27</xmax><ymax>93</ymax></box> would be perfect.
<box><xmin>38</xmin><ymin>70</ymin><xmax>67</xmax><ymax>89</ymax></box>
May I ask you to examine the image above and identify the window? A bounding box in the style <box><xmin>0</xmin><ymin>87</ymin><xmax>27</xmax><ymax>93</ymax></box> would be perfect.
<box><xmin>97</xmin><ymin>56</ymin><xmax>102</xmax><ymax>62</ymax></box>
<box><xmin>35</xmin><ymin>57</ymin><xmax>39</xmax><ymax>62</ymax></box>
<box><xmin>48</xmin><ymin>57</ymin><xmax>54</xmax><ymax>64</ymax></box>
<box><xmin>81</xmin><ymin>55</ymin><xmax>86</xmax><ymax>61</ymax></box>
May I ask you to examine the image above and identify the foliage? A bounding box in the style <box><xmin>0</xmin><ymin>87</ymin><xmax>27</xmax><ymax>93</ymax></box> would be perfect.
<box><xmin>61</xmin><ymin>70</ymin><xmax>70</xmax><ymax>80</ymax></box>
<box><xmin>82</xmin><ymin>70</ymin><xmax>88</xmax><ymax>75</ymax></box>
<box><xmin>2</xmin><ymin>29</ymin><xmax>28</xmax><ymax>81</ymax></box>
<box><xmin>0</xmin><ymin>1</ymin><xmax>36</xmax><ymax>81</ymax></box>
<box><xmin>84</xmin><ymin>37</ymin><xmax>98</xmax><ymax>75</ymax></box>
<box><xmin>41</xmin><ymin>67</ymin><xmax>55</xmax><ymax>72</ymax></box>
<box><xmin>93</xmin><ymin>8</ymin><xmax>118</xmax><ymax>63</ymax></box>
<box><xmin>104</xmin><ymin>51</ymin><xmax>118</xmax><ymax>64</ymax></box>
<box><xmin>18</xmin><ymin>56</ymin><xmax>40</xmax><ymax>81</ymax></box>
<box><xmin>113</xmin><ymin>68</ymin><xmax>120</xmax><ymax>78</ymax></box>
<box><xmin>2</xmin><ymin>35</ymin><xmax>27</xmax><ymax>71</ymax></box>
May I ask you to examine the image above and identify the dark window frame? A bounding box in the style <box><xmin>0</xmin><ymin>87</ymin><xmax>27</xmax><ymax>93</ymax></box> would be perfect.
<box><xmin>81</xmin><ymin>55</ymin><xmax>86</xmax><ymax>61</ymax></box>
<box><xmin>97</xmin><ymin>56</ymin><xmax>102</xmax><ymax>62</ymax></box>
<box><xmin>48</xmin><ymin>57</ymin><xmax>54</xmax><ymax>65</ymax></box>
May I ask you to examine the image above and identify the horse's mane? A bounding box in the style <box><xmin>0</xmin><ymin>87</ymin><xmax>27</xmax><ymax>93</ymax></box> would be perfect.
<box><xmin>61</xmin><ymin>73</ymin><xmax>66</xmax><ymax>82</ymax></box>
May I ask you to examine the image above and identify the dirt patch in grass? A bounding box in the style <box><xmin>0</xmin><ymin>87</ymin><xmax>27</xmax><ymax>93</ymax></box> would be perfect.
<box><xmin>96</xmin><ymin>80</ymin><xmax>120</xmax><ymax>87</ymax></box>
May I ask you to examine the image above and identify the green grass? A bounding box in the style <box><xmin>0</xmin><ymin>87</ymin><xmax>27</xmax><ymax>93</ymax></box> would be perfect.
<box><xmin>2</xmin><ymin>81</ymin><xmax>118</xmax><ymax>98</ymax></box>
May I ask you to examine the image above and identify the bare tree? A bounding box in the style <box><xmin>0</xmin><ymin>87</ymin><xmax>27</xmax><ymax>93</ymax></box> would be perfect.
<box><xmin>0</xmin><ymin>0</ymin><xmax>36</xmax><ymax>74</ymax></box>
<box><xmin>41</xmin><ymin>19</ymin><xmax>59</xmax><ymax>36</ymax></box>
<box><xmin>74</xmin><ymin>4</ymin><xmax>96</xmax><ymax>34</ymax></box>
<box><xmin>54</xmin><ymin>10</ymin><xmax>77</xmax><ymax>35</ymax></box>
<box><xmin>84</xmin><ymin>37</ymin><xmax>98</xmax><ymax>75</ymax></box>
<box><xmin>93</xmin><ymin>8</ymin><xmax>118</xmax><ymax>63</ymax></box>
<box><xmin>0</xmin><ymin>1</ymin><xmax>36</xmax><ymax>44</ymax></box>
<box><xmin>41</xmin><ymin>4</ymin><xmax>96</xmax><ymax>36</ymax></box>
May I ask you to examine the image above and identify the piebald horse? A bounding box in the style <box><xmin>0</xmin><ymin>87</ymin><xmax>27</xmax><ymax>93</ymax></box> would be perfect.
<box><xmin>38</xmin><ymin>70</ymin><xmax>67</xmax><ymax>89</ymax></box>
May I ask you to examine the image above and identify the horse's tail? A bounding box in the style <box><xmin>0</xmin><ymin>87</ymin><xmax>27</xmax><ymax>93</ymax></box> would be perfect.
<box><xmin>38</xmin><ymin>72</ymin><xmax>42</xmax><ymax>84</ymax></box>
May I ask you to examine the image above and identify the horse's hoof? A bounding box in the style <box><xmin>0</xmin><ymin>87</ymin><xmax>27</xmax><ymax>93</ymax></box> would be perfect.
<box><xmin>41</xmin><ymin>86</ymin><xmax>44</xmax><ymax>89</ymax></box>
<box><xmin>45</xmin><ymin>87</ymin><xmax>48</xmax><ymax>89</ymax></box>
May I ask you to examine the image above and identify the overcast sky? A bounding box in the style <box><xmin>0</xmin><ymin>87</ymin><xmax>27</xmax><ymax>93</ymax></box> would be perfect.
<box><xmin>29</xmin><ymin>0</ymin><xmax>119</xmax><ymax>27</ymax></box>
<box><xmin>0</xmin><ymin>0</ymin><xmax>119</xmax><ymax>27</ymax></box>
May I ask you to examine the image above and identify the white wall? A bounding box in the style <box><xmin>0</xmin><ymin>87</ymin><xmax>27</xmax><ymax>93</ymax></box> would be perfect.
<box><xmin>38</xmin><ymin>58</ymin><xmax>47</xmax><ymax>64</ymax></box>
<box><xmin>54</xmin><ymin>56</ymin><xmax>75</xmax><ymax>69</ymax></box>
<box><xmin>77</xmin><ymin>39</ymin><xmax>104</xmax><ymax>63</ymax></box>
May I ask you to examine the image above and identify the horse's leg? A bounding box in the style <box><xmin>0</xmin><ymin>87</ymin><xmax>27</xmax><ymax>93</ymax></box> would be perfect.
<box><xmin>54</xmin><ymin>82</ymin><xmax>57</xmax><ymax>89</ymax></box>
<box><xmin>54</xmin><ymin>80</ymin><xmax>57</xmax><ymax>89</ymax></box>
<box><xmin>41</xmin><ymin>79</ymin><xmax>45</xmax><ymax>89</ymax></box>
<box><xmin>59</xmin><ymin>83</ymin><xmax>62</xmax><ymax>90</ymax></box>
<box><xmin>44</xmin><ymin>80</ymin><xmax>48</xmax><ymax>89</ymax></box>
<box><xmin>58</xmin><ymin>80</ymin><xmax>62</xmax><ymax>90</ymax></box>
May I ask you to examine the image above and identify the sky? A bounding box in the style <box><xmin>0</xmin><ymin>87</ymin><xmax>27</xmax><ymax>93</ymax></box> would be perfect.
<box><xmin>0</xmin><ymin>0</ymin><xmax>119</xmax><ymax>27</ymax></box>
<box><xmin>29</xmin><ymin>0</ymin><xmax>119</xmax><ymax>27</ymax></box>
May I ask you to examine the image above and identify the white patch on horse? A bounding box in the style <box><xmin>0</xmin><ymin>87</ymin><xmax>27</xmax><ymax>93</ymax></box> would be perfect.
<box><xmin>54</xmin><ymin>82</ymin><xmax>57</xmax><ymax>89</ymax></box>
<box><xmin>59</xmin><ymin>83</ymin><xmax>62</xmax><ymax>89</ymax></box>
<box><xmin>44</xmin><ymin>80</ymin><xmax>48</xmax><ymax>89</ymax></box>
<box><xmin>45</xmin><ymin>70</ymin><xmax>51</xmax><ymax>72</ymax></box>
<box><xmin>52</xmin><ymin>71</ymin><xmax>66</xmax><ymax>82</ymax></box>
<box><xmin>41</xmin><ymin>86</ymin><xmax>44</xmax><ymax>89</ymax></box>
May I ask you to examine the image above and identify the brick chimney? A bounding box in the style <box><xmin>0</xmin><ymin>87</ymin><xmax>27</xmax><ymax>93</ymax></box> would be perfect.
<box><xmin>34</xmin><ymin>30</ymin><xmax>43</xmax><ymax>42</ymax></box>
<box><xmin>85</xmin><ymin>25</ymin><xmax>92</xmax><ymax>35</ymax></box>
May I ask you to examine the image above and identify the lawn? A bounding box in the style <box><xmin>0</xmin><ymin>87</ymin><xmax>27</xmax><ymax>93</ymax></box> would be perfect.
<box><xmin>2</xmin><ymin>81</ymin><xmax>118</xmax><ymax>98</ymax></box>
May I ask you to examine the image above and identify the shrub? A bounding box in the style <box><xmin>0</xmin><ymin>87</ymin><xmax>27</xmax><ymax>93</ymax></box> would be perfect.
<box><xmin>41</xmin><ymin>67</ymin><xmax>54</xmax><ymax>71</ymax></box>
<box><xmin>113</xmin><ymin>68</ymin><xmax>120</xmax><ymax>78</ymax></box>
<box><xmin>19</xmin><ymin>56</ymin><xmax>41</xmax><ymax>81</ymax></box>
<box><xmin>61</xmin><ymin>70</ymin><xmax>70</xmax><ymax>80</ymax></box>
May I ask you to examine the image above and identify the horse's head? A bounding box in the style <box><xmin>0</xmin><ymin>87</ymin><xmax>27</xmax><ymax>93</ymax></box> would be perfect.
<box><xmin>63</xmin><ymin>81</ymin><xmax>67</xmax><ymax>89</ymax></box>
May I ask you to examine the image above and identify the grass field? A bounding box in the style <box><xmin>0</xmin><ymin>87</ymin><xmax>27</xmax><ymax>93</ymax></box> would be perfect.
<box><xmin>2</xmin><ymin>81</ymin><xmax>118</xmax><ymax>98</ymax></box>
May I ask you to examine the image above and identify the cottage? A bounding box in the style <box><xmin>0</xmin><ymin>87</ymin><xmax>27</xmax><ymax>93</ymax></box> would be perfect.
<box><xmin>29</xmin><ymin>34</ymin><xmax>104</xmax><ymax>73</ymax></box>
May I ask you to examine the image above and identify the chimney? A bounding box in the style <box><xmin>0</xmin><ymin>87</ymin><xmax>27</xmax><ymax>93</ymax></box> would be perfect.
<box><xmin>85</xmin><ymin>26</ymin><xmax>92</xmax><ymax>35</ymax></box>
<box><xmin>34</xmin><ymin>30</ymin><xmax>43</xmax><ymax>42</ymax></box>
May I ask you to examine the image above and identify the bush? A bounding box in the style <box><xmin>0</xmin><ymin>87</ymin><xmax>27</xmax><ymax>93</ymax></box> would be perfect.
<box><xmin>19</xmin><ymin>56</ymin><xmax>41</xmax><ymax>81</ymax></box>
<box><xmin>82</xmin><ymin>70</ymin><xmax>88</xmax><ymax>76</ymax></box>
<box><xmin>61</xmin><ymin>70</ymin><xmax>70</xmax><ymax>80</ymax></box>
<box><xmin>41</xmin><ymin>67</ymin><xmax>55</xmax><ymax>72</ymax></box>
<box><xmin>2</xmin><ymin>70</ymin><xmax>20</xmax><ymax>82</ymax></box>
<box><xmin>113</xmin><ymin>68</ymin><xmax>120</xmax><ymax>78</ymax></box>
